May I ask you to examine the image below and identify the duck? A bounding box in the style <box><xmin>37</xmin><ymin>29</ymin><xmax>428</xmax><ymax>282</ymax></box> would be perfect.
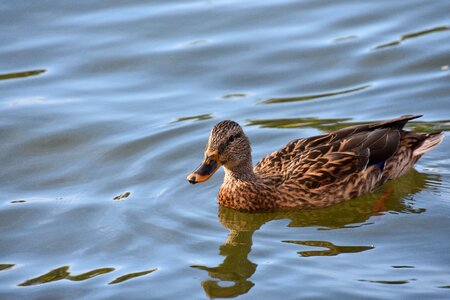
<box><xmin>187</xmin><ymin>115</ymin><xmax>444</xmax><ymax>212</ymax></box>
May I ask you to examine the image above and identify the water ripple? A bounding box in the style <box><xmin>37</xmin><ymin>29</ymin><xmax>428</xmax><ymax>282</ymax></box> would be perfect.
<box><xmin>221</xmin><ymin>93</ymin><xmax>248</xmax><ymax>99</ymax></box>
<box><xmin>262</xmin><ymin>84</ymin><xmax>371</xmax><ymax>104</ymax></box>
<box><xmin>374</xmin><ymin>26</ymin><xmax>450</xmax><ymax>50</ymax></box>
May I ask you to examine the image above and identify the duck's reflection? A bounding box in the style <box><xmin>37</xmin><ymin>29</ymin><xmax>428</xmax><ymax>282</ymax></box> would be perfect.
<box><xmin>191</xmin><ymin>169</ymin><xmax>439</xmax><ymax>298</ymax></box>
<box><xmin>191</xmin><ymin>230</ymin><xmax>255</xmax><ymax>297</ymax></box>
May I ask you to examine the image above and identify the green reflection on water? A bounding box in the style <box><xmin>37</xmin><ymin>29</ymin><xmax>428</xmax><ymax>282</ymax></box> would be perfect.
<box><xmin>18</xmin><ymin>266</ymin><xmax>116</xmax><ymax>286</ymax></box>
<box><xmin>67</xmin><ymin>268</ymin><xmax>115</xmax><ymax>281</ymax></box>
<box><xmin>262</xmin><ymin>85</ymin><xmax>370</xmax><ymax>104</ymax></box>
<box><xmin>109</xmin><ymin>268</ymin><xmax>157</xmax><ymax>285</ymax></box>
<box><xmin>192</xmin><ymin>169</ymin><xmax>438</xmax><ymax>298</ymax></box>
<box><xmin>0</xmin><ymin>69</ymin><xmax>46</xmax><ymax>80</ymax></box>
<box><xmin>17</xmin><ymin>265</ymin><xmax>157</xmax><ymax>286</ymax></box>
<box><xmin>113</xmin><ymin>191</ymin><xmax>131</xmax><ymax>201</ymax></box>
<box><xmin>333</xmin><ymin>35</ymin><xmax>358</xmax><ymax>42</ymax></box>
<box><xmin>174</xmin><ymin>114</ymin><xmax>213</xmax><ymax>122</ymax></box>
<box><xmin>247</xmin><ymin>117</ymin><xmax>450</xmax><ymax>133</ymax></box>
<box><xmin>374</xmin><ymin>26</ymin><xmax>450</xmax><ymax>49</ymax></box>
<box><xmin>0</xmin><ymin>264</ymin><xmax>15</xmax><ymax>271</ymax></box>
<box><xmin>375</xmin><ymin>41</ymin><xmax>401</xmax><ymax>49</ymax></box>
<box><xmin>191</xmin><ymin>229</ymin><xmax>255</xmax><ymax>298</ymax></box>
<box><xmin>221</xmin><ymin>93</ymin><xmax>247</xmax><ymax>99</ymax></box>
<box><xmin>282</xmin><ymin>240</ymin><xmax>374</xmax><ymax>257</ymax></box>
<box><xmin>247</xmin><ymin>117</ymin><xmax>352</xmax><ymax>129</ymax></box>
<box><xmin>19</xmin><ymin>266</ymin><xmax>70</xmax><ymax>286</ymax></box>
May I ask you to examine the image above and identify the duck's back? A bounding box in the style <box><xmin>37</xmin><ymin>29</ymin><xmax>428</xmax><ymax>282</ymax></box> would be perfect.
<box><xmin>254</xmin><ymin>115</ymin><xmax>443</xmax><ymax>189</ymax></box>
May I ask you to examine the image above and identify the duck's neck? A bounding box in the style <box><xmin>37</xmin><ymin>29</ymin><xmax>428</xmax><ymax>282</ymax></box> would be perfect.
<box><xmin>223</xmin><ymin>159</ymin><xmax>256</xmax><ymax>182</ymax></box>
<box><xmin>219</xmin><ymin>158</ymin><xmax>278</xmax><ymax>211</ymax></box>
<box><xmin>220</xmin><ymin>161</ymin><xmax>276</xmax><ymax>212</ymax></box>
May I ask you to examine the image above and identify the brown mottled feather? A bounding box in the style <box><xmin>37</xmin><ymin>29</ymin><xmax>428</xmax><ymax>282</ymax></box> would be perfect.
<box><xmin>193</xmin><ymin>115</ymin><xmax>444</xmax><ymax>212</ymax></box>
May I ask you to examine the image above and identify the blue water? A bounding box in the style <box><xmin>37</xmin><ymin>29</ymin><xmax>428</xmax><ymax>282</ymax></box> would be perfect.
<box><xmin>1</xmin><ymin>0</ymin><xmax>449</xmax><ymax>299</ymax></box>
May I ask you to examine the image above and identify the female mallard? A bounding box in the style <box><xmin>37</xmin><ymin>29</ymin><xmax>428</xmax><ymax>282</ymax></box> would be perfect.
<box><xmin>187</xmin><ymin>115</ymin><xmax>443</xmax><ymax>212</ymax></box>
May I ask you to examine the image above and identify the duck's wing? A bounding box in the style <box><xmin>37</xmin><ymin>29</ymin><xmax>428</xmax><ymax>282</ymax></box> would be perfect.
<box><xmin>285</xmin><ymin>147</ymin><xmax>371</xmax><ymax>189</ymax></box>
<box><xmin>288</xmin><ymin>127</ymin><xmax>402</xmax><ymax>189</ymax></box>
<box><xmin>254</xmin><ymin>133</ymin><xmax>331</xmax><ymax>176</ymax></box>
<box><xmin>255</xmin><ymin>116</ymin><xmax>417</xmax><ymax>184</ymax></box>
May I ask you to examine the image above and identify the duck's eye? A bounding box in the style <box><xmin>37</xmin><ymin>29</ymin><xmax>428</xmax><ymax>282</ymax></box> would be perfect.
<box><xmin>218</xmin><ymin>144</ymin><xmax>225</xmax><ymax>154</ymax></box>
<box><xmin>218</xmin><ymin>133</ymin><xmax>241</xmax><ymax>154</ymax></box>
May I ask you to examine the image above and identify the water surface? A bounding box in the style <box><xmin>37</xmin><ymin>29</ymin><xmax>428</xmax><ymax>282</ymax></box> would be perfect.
<box><xmin>1</xmin><ymin>0</ymin><xmax>449</xmax><ymax>299</ymax></box>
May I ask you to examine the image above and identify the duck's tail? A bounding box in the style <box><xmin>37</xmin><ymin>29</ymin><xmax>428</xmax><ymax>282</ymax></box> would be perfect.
<box><xmin>413</xmin><ymin>132</ymin><xmax>444</xmax><ymax>156</ymax></box>
<box><xmin>380</xmin><ymin>129</ymin><xmax>443</xmax><ymax>182</ymax></box>
<box><xmin>370</xmin><ymin>114</ymin><xmax>423</xmax><ymax>130</ymax></box>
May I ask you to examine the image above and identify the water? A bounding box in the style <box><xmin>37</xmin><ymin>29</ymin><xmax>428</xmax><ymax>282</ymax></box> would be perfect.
<box><xmin>1</xmin><ymin>0</ymin><xmax>449</xmax><ymax>299</ymax></box>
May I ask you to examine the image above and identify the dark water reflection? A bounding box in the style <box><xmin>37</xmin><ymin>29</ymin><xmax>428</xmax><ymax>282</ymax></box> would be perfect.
<box><xmin>358</xmin><ymin>279</ymin><xmax>412</xmax><ymax>285</ymax></box>
<box><xmin>193</xmin><ymin>170</ymin><xmax>435</xmax><ymax>298</ymax></box>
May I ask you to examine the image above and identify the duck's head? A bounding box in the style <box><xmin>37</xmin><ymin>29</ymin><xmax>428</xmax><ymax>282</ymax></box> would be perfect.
<box><xmin>187</xmin><ymin>120</ymin><xmax>252</xmax><ymax>184</ymax></box>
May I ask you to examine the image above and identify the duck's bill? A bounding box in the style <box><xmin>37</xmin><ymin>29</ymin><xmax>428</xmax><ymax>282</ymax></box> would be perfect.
<box><xmin>187</xmin><ymin>159</ymin><xmax>221</xmax><ymax>184</ymax></box>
